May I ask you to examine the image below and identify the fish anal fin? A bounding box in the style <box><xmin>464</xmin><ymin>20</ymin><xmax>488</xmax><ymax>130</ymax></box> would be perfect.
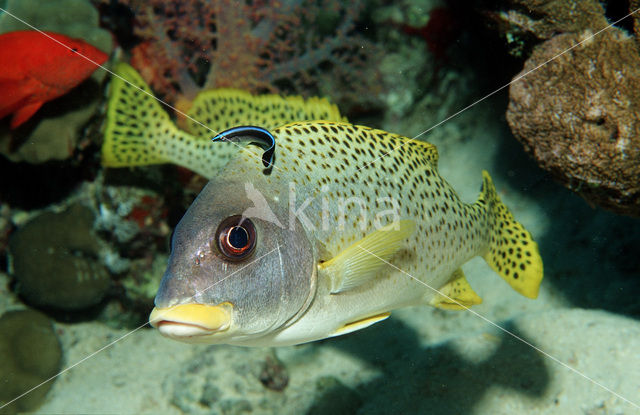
<box><xmin>330</xmin><ymin>312</ymin><xmax>391</xmax><ymax>337</ymax></box>
<box><xmin>478</xmin><ymin>171</ymin><xmax>544</xmax><ymax>299</ymax></box>
<box><xmin>11</xmin><ymin>100</ymin><xmax>44</xmax><ymax>128</ymax></box>
<box><xmin>430</xmin><ymin>268</ymin><xmax>483</xmax><ymax>310</ymax></box>
<box><xmin>318</xmin><ymin>220</ymin><xmax>415</xmax><ymax>294</ymax></box>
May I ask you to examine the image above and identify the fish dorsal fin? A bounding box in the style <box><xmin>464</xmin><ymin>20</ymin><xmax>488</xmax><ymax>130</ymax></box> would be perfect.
<box><xmin>186</xmin><ymin>89</ymin><xmax>346</xmax><ymax>138</ymax></box>
<box><xmin>410</xmin><ymin>139</ymin><xmax>439</xmax><ymax>166</ymax></box>
<box><xmin>429</xmin><ymin>268</ymin><xmax>483</xmax><ymax>310</ymax></box>
<box><xmin>318</xmin><ymin>220</ymin><xmax>415</xmax><ymax>294</ymax></box>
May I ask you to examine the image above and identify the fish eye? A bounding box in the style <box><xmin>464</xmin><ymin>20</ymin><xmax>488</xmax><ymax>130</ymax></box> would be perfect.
<box><xmin>215</xmin><ymin>216</ymin><xmax>256</xmax><ymax>261</ymax></box>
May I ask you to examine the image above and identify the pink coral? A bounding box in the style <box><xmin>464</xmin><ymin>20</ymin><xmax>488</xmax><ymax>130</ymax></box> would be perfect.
<box><xmin>118</xmin><ymin>0</ymin><xmax>377</xmax><ymax>109</ymax></box>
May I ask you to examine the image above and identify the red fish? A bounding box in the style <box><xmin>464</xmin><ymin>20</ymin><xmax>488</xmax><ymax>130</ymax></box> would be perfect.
<box><xmin>0</xmin><ymin>30</ymin><xmax>108</xmax><ymax>129</ymax></box>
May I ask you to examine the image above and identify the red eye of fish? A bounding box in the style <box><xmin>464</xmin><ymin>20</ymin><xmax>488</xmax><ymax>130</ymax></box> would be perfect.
<box><xmin>215</xmin><ymin>216</ymin><xmax>256</xmax><ymax>261</ymax></box>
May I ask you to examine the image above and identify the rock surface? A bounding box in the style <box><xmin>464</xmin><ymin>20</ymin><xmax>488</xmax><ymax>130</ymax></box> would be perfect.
<box><xmin>507</xmin><ymin>29</ymin><xmax>640</xmax><ymax>217</ymax></box>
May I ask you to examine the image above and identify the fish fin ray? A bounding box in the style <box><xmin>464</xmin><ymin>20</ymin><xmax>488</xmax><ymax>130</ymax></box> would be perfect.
<box><xmin>479</xmin><ymin>171</ymin><xmax>543</xmax><ymax>299</ymax></box>
<box><xmin>319</xmin><ymin>220</ymin><xmax>415</xmax><ymax>293</ymax></box>
<box><xmin>430</xmin><ymin>268</ymin><xmax>483</xmax><ymax>310</ymax></box>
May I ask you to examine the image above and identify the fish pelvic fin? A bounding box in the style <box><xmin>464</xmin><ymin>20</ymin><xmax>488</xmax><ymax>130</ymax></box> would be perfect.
<box><xmin>102</xmin><ymin>63</ymin><xmax>223</xmax><ymax>178</ymax></box>
<box><xmin>478</xmin><ymin>171</ymin><xmax>543</xmax><ymax>299</ymax></box>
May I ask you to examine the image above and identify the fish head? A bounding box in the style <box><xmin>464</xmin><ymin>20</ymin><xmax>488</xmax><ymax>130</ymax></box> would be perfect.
<box><xmin>150</xmin><ymin>170</ymin><xmax>316</xmax><ymax>345</ymax></box>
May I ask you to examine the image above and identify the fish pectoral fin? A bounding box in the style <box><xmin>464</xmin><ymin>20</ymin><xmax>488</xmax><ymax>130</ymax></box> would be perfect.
<box><xmin>318</xmin><ymin>220</ymin><xmax>415</xmax><ymax>294</ymax></box>
<box><xmin>11</xmin><ymin>100</ymin><xmax>44</xmax><ymax>128</ymax></box>
<box><xmin>330</xmin><ymin>312</ymin><xmax>391</xmax><ymax>337</ymax></box>
<box><xmin>430</xmin><ymin>268</ymin><xmax>483</xmax><ymax>310</ymax></box>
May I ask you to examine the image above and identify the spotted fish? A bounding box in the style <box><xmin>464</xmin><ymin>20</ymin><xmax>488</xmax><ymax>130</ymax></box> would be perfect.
<box><xmin>149</xmin><ymin>121</ymin><xmax>544</xmax><ymax>346</ymax></box>
<box><xmin>102</xmin><ymin>63</ymin><xmax>346</xmax><ymax>178</ymax></box>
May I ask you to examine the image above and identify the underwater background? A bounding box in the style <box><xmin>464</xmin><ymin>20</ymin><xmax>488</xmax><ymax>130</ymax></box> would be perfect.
<box><xmin>0</xmin><ymin>0</ymin><xmax>639</xmax><ymax>414</ymax></box>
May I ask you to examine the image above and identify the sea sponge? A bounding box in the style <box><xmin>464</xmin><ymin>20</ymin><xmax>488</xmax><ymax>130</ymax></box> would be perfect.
<box><xmin>507</xmin><ymin>29</ymin><xmax>640</xmax><ymax>216</ymax></box>
<box><xmin>8</xmin><ymin>204</ymin><xmax>111</xmax><ymax>310</ymax></box>
<box><xmin>488</xmin><ymin>0</ymin><xmax>607</xmax><ymax>57</ymax></box>
<box><xmin>0</xmin><ymin>0</ymin><xmax>113</xmax><ymax>163</ymax></box>
<box><xmin>0</xmin><ymin>309</ymin><xmax>62</xmax><ymax>413</ymax></box>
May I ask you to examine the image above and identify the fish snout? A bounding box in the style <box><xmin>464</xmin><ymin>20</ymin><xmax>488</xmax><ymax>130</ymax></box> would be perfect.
<box><xmin>149</xmin><ymin>303</ymin><xmax>232</xmax><ymax>339</ymax></box>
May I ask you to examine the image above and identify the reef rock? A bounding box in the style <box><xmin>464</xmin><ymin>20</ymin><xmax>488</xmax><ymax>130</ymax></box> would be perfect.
<box><xmin>8</xmin><ymin>204</ymin><xmax>111</xmax><ymax>310</ymax></box>
<box><xmin>488</xmin><ymin>0</ymin><xmax>607</xmax><ymax>57</ymax></box>
<box><xmin>507</xmin><ymin>29</ymin><xmax>640</xmax><ymax>217</ymax></box>
<box><xmin>0</xmin><ymin>309</ymin><xmax>62</xmax><ymax>413</ymax></box>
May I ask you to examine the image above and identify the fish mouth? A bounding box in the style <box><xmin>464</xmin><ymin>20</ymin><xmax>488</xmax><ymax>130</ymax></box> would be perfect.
<box><xmin>149</xmin><ymin>303</ymin><xmax>232</xmax><ymax>339</ymax></box>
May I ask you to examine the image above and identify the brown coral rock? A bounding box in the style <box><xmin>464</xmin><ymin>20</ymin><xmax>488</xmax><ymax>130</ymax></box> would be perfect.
<box><xmin>507</xmin><ymin>29</ymin><xmax>640</xmax><ymax>217</ymax></box>
<box><xmin>497</xmin><ymin>0</ymin><xmax>607</xmax><ymax>40</ymax></box>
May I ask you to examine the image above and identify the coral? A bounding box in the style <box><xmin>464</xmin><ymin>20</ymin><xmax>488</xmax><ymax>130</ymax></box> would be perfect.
<box><xmin>395</xmin><ymin>6</ymin><xmax>461</xmax><ymax>61</ymax></box>
<box><xmin>0</xmin><ymin>0</ymin><xmax>113</xmax><ymax>163</ymax></box>
<box><xmin>121</xmin><ymin>253</ymin><xmax>167</xmax><ymax>308</ymax></box>
<box><xmin>507</xmin><ymin>29</ymin><xmax>640</xmax><ymax>216</ymax></box>
<box><xmin>94</xmin><ymin>185</ymin><xmax>170</xmax><ymax>257</ymax></box>
<box><xmin>8</xmin><ymin>204</ymin><xmax>112</xmax><ymax>309</ymax></box>
<box><xmin>0</xmin><ymin>309</ymin><xmax>62</xmax><ymax>413</ymax></box>
<box><xmin>486</xmin><ymin>0</ymin><xmax>607</xmax><ymax>57</ymax></box>
<box><xmin>109</xmin><ymin>0</ymin><xmax>378</xmax><ymax>110</ymax></box>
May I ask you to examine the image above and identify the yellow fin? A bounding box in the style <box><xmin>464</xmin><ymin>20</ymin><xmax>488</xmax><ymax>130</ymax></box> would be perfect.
<box><xmin>330</xmin><ymin>312</ymin><xmax>391</xmax><ymax>337</ymax></box>
<box><xmin>102</xmin><ymin>62</ymin><xmax>174</xmax><ymax>167</ymax></box>
<box><xmin>409</xmin><ymin>139</ymin><xmax>439</xmax><ymax>166</ymax></box>
<box><xmin>430</xmin><ymin>268</ymin><xmax>483</xmax><ymax>310</ymax></box>
<box><xmin>319</xmin><ymin>220</ymin><xmax>415</xmax><ymax>293</ymax></box>
<box><xmin>478</xmin><ymin>171</ymin><xmax>544</xmax><ymax>299</ymax></box>
<box><xmin>186</xmin><ymin>89</ymin><xmax>347</xmax><ymax>137</ymax></box>
<box><xmin>103</xmin><ymin>63</ymin><xmax>238</xmax><ymax>178</ymax></box>
<box><xmin>102</xmin><ymin>64</ymin><xmax>348</xmax><ymax>178</ymax></box>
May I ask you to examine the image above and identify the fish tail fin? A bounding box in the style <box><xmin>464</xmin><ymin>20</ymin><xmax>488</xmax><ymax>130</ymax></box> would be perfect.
<box><xmin>477</xmin><ymin>171</ymin><xmax>543</xmax><ymax>299</ymax></box>
<box><xmin>102</xmin><ymin>63</ymin><xmax>195</xmax><ymax>169</ymax></box>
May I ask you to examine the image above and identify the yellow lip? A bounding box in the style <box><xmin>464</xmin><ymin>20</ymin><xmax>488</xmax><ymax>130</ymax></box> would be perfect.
<box><xmin>149</xmin><ymin>303</ymin><xmax>232</xmax><ymax>338</ymax></box>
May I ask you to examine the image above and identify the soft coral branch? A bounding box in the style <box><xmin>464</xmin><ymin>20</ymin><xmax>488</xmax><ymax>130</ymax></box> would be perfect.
<box><xmin>108</xmin><ymin>0</ymin><xmax>379</xmax><ymax>109</ymax></box>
